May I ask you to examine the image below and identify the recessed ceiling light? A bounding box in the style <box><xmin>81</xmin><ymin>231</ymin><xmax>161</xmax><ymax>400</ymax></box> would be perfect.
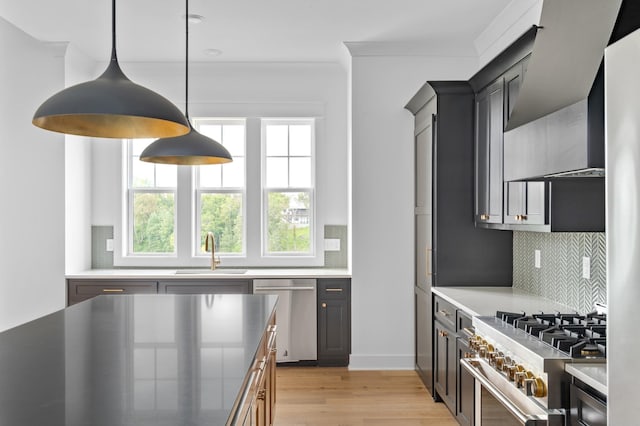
<box><xmin>182</xmin><ymin>14</ymin><xmax>205</xmax><ymax>24</ymax></box>
<box><xmin>203</xmin><ymin>48</ymin><xmax>223</xmax><ymax>57</ymax></box>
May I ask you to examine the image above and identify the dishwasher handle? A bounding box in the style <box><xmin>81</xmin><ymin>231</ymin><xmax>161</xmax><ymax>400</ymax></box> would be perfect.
<box><xmin>254</xmin><ymin>286</ymin><xmax>315</xmax><ymax>291</ymax></box>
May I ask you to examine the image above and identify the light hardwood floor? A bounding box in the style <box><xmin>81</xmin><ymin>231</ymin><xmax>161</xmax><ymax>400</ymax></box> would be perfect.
<box><xmin>274</xmin><ymin>367</ymin><xmax>459</xmax><ymax>426</ymax></box>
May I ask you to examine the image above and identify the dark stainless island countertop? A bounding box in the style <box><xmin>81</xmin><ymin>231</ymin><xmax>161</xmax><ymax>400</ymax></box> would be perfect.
<box><xmin>0</xmin><ymin>294</ymin><xmax>278</xmax><ymax>426</ymax></box>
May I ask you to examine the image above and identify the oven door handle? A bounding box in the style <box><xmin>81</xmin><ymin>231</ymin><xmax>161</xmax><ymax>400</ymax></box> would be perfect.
<box><xmin>461</xmin><ymin>358</ymin><xmax>563</xmax><ymax>426</ymax></box>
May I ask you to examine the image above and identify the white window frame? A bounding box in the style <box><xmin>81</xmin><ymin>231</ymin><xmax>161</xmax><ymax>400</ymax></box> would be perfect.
<box><xmin>261</xmin><ymin>118</ymin><xmax>316</xmax><ymax>257</ymax></box>
<box><xmin>193</xmin><ymin>118</ymin><xmax>247</xmax><ymax>258</ymax></box>
<box><xmin>126</xmin><ymin>140</ymin><xmax>178</xmax><ymax>258</ymax></box>
<box><xmin>115</xmin><ymin>112</ymin><xmax>323</xmax><ymax>268</ymax></box>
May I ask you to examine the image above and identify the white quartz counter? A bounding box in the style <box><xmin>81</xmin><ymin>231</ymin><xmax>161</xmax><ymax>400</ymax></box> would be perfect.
<box><xmin>431</xmin><ymin>286</ymin><xmax>579</xmax><ymax>317</ymax></box>
<box><xmin>565</xmin><ymin>363</ymin><xmax>607</xmax><ymax>396</ymax></box>
<box><xmin>66</xmin><ymin>268</ymin><xmax>351</xmax><ymax>280</ymax></box>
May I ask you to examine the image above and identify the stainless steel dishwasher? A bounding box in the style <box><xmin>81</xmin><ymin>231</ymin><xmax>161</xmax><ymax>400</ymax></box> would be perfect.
<box><xmin>253</xmin><ymin>279</ymin><xmax>317</xmax><ymax>363</ymax></box>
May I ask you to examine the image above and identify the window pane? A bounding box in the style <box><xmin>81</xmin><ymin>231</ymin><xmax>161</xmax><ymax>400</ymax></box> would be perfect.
<box><xmin>133</xmin><ymin>193</ymin><xmax>175</xmax><ymax>253</ymax></box>
<box><xmin>223</xmin><ymin>125</ymin><xmax>245</xmax><ymax>156</ymax></box>
<box><xmin>132</xmin><ymin>160</ymin><xmax>156</xmax><ymax>188</ymax></box>
<box><xmin>266</xmin><ymin>191</ymin><xmax>310</xmax><ymax>253</ymax></box>
<box><xmin>199</xmin><ymin>165</ymin><xmax>222</xmax><ymax>188</ymax></box>
<box><xmin>266</xmin><ymin>157</ymin><xmax>288</xmax><ymax>188</ymax></box>
<box><xmin>156</xmin><ymin>164</ymin><xmax>177</xmax><ymax>187</ymax></box>
<box><xmin>289</xmin><ymin>125</ymin><xmax>311</xmax><ymax>156</ymax></box>
<box><xmin>223</xmin><ymin>157</ymin><xmax>245</xmax><ymax>188</ymax></box>
<box><xmin>200</xmin><ymin>193</ymin><xmax>243</xmax><ymax>254</ymax></box>
<box><xmin>266</xmin><ymin>125</ymin><xmax>288</xmax><ymax>156</ymax></box>
<box><xmin>289</xmin><ymin>157</ymin><xmax>311</xmax><ymax>187</ymax></box>
<box><xmin>199</xmin><ymin>124</ymin><xmax>222</xmax><ymax>142</ymax></box>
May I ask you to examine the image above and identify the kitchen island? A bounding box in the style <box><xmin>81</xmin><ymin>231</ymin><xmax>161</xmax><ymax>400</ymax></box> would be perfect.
<box><xmin>0</xmin><ymin>293</ymin><xmax>277</xmax><ymax>426</ymax></box>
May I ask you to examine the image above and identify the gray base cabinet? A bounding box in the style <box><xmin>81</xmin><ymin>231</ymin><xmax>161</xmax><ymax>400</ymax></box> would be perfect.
<box><xmin>433</xmin><ymin>294</ymin><xmax>475</xmax><ymax>422</ymax></box>
<box><xmin>67</xmin><ymin>278</ymin><xmax>250</xmax><ymax>306</ymax></box>
<box><xmin>159</xmin><ymin>280</ymin><xmax>251</xmax><ymax>294</ymax></box>
<box><xmin>67</xmin><ymin>280</ymin><xmax>158</xmax><ymax>305</ymax></box>
<box><xmin>317</xmin><ymin>279</ymin><xmax>351</xmax><ymax>367</ymax></box>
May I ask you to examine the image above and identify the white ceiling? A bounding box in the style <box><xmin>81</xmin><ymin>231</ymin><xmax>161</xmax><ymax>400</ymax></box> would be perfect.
<box><xmin>0</xmin><ymin>0</ymin><xmax>512</xmax><ymax>63</ymax></box>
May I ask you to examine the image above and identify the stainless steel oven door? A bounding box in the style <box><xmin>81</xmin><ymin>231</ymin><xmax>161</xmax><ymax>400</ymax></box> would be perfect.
<box><xmin>461</xmin><ymin>358</ymin><xmax>565</xmax><ymax>426</ymax></box>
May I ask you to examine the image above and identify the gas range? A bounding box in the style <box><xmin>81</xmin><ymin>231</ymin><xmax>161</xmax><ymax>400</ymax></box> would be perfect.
<box><xmin>461</xmin><ymin>309</ymin><xmax>607</xmax><ymax>425</ymax></box>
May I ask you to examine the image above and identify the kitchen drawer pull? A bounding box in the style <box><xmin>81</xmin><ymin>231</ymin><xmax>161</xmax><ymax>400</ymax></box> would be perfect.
<box><xmin>102</xmin><ymin>288</ymin><xmax>124</xmax><ymax>293</ymax></box>
<box><xmin>254</xmin><ymin>286</ymin><xmax>315</xmax><ymax>291</ymax></box>
<box><xmin>325</xmin><ymin>288</ymin><xmax>343</xmax><ymax>292</ymax></box>
<box><xmin>438</xmin><ymin>309</ymin><xmax>451</xmax><ymax>317</ymax></box>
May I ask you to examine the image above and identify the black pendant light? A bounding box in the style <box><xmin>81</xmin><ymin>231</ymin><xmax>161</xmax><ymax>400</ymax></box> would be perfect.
<box><xmin>32</xmin><ymin>0</ymin><xmax>190</xmax><ymax>139</ymax></box>
<box><xmin>139</xmin><ymin>0</ymin><xmax>232</xmax><ymax>165</ymax></box>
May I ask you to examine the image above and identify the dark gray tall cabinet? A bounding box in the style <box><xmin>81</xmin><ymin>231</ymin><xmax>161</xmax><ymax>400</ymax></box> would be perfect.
<box><xmin>405</xmin><ymin>82</ymin><xmax>512</xmax><ymax>396</ymax></box>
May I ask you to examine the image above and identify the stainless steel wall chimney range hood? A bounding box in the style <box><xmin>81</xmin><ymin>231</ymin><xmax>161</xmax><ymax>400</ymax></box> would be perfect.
<box><xmin>502</xmin><ymin>0</ymin><xmax>623</xmax><ymax>181</ymax></box>
<box><xmin>505</xmin><ymin>0</ymin><xmax>622</xmax><ymax>132</ymax></box>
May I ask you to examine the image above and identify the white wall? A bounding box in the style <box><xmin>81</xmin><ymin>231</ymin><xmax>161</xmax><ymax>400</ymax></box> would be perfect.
<box><xmin>64</xmin><ymin>45</ymin><xmax>95</xmax><ymax>274</ymax></box>
<box><xmin>0</xmin><ymin>17</ymin><xmax>66</xmax><ymax>331</ymax></box>
<box><xmin>349</xmin><ymin>55</ymin><xmax>478</xmax><ymax>369</ymax></box>
<box><xmin>92</xmin><ymin>61</ymin><xmax>349</xmax><ymax>267</ymax></box>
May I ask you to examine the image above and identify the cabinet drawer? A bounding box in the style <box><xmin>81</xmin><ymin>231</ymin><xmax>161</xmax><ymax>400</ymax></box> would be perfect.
<box><xmin>457</xmin><ymin>310</ymin><xmax>473</xmax><ymax>336</ymax></box>
<box><xmin>434</xmin><ymin>296</ymin><xmax>456</xmax><ymax>330</ymax></box>
<box><xmin>67</xmin><ymin>280</ymin><xmax>158</xmax><ymax>305</ymax></box>
<box><xmin>318</xmin><ymin>279</ymin><xmax>350</xmax><ymax>299</ymax></box>
<box><xmin>159</xmin><ymin>280</ymin><xmax>251</xmax><ymax>294</ymax></box>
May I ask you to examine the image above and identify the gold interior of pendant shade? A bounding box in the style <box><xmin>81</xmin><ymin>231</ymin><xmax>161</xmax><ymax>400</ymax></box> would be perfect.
<box><xmin>32</xmin><ymin>114</ymin><xmax>190</xmax><ymax>139</ymax></box>
<box><xmin>142</xmin><ymin>154</ymin><xmax>232</xmax><ymax>166</ymax></box>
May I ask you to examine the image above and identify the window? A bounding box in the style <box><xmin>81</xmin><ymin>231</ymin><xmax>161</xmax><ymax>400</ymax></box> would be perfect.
<box><xmin>262</xmin><ymin>119</ymin><xmax>315</xmax><ymax>255</ymax></box>
<box><xmin>128</xmin><ymin>139</ymin><xmax>177</xmax><ymax>255</ymax></box>
<box><xmin>122</xmin><ymin>116</ymin><xmax>317</xmax><ymax>266</ymax></box>
<box><xmin>194</xmin><ymin>119</ymin><xmax>246</xmax><ymax>255</ymax></box>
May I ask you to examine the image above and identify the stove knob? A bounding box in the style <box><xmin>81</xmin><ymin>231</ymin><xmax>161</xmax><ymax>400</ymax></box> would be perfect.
<box><xmin>532</xmin><ymin>377</ymin><xmax>548</xmax><ymax>398</ymax></box>
<box><xmin>501</xmin><ymin>357</ymin><xmax>513</xmax><ymax>372</ymax></box>
<box><xmin>494</xmin><ymin>356</ymin><xmax>505</xmax><ymax>369</ymax></box>
<box><xmin>488</xmin><ymin>351</ymin><xmax>503</xmax><ymax>365</ymax></box>
<box><xmin>507</xmin><ymin>364</ymin><xmax>524</xmax><ymax>382</ymax></box>
<box><xmin>478</xmin><ymin>346</ymin><xmax>488</xmax><ymax>358</ymax></box>
<box><xmin>517</xmin><ymin>370</ymin><xmax>535</xmax><ymax>388</ymax></box>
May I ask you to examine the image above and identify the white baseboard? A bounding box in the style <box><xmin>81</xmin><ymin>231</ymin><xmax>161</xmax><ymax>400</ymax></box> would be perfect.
<box><xmin>347</xmin><ymin>354</ymin><xmax>414</xmax><ymax>370</ymax></box>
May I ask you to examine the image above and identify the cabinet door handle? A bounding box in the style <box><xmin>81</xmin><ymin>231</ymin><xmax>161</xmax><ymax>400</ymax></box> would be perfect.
<box><xmin>426</xmin><ymin>248</ymin><xmax>432</xmax><ymax>276</ymax></box>
<box><xmin>439</xmin><ymin>330</ymin><xmax>448</xmax><ymax>337</ymax></box>
<box><xmin>102</xmin><ymin>288</ymin><xmax>124</xmax><ymax>293</ymax></box>
<box><xmin>325</xmin><ymin>288</ymin><xmax>343</xmax><ymax>292</ymax></box>
<box><xmin>321</xmin><ymin>303</ymin><xmax>327</xmax><ymax>308</ymax></box>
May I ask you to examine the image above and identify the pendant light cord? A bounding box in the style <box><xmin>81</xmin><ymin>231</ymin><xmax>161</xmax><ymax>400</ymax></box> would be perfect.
<box><xmin>111</xmin><ymin>0</ymin><xmax>117</xmax><ymax>61</ymax></box>
<box><xmin>185</xmin><ymin>0</ymin><xmax>190</xmax><ymax>120</ymax></box>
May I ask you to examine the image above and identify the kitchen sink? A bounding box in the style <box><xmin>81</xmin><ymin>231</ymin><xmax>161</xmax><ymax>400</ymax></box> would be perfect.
<box><xmin>174</xmin><ymin>269</ymin><xmax>248</xmax><ymax>275</ymax></box>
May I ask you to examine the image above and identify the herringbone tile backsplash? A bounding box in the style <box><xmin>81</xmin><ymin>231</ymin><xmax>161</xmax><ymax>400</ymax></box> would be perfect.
<box><xmin>512</xmin><ymin>232</ymin><xmax>606</xmax><ymax>314</ymax></box>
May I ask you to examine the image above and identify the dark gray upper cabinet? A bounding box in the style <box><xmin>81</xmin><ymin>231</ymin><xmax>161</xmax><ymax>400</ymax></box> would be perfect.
<box><xmin>475</xmin><ymin>79</ymin><xmax>505</xmax><ymax>225</ymax></box>
<box><xmin>406</xmin><ymin>81</ymin><xmax>512</xmax><ymax>287</ymax></box>
<box><xmin>504</xmin><ymin>181</ymin><xmax>546</xmax><ymax>226</ymax></box>
<box><xmin>470</xmin><ymin>27</ymin><xmax>605</xmax><ymax>233</ymax></box>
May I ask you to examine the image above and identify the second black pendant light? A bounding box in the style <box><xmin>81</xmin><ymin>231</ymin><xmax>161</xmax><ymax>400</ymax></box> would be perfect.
<box><xmin>140</xmin><ymin>0</ymin><xmax>232</xmax><ymax>165</ymax></box>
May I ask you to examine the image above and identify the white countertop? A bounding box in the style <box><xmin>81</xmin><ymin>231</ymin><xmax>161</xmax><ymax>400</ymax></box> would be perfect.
<box><xmin>431</xmin><ymin>286</ymin><xmax>579</xmax><ymax>317</ymax></box>
<box><xmin>565</xmin><ymin>363</ymin><xmax>607</xmax><ymax>396</ymax></box>
<box><xmin>66</xmin><ymin>268</ymin><xmax>351</xmax><ymax>280</ymax></box>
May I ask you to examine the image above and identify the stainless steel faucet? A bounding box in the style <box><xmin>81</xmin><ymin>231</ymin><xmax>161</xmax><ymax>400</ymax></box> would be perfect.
<box><xmin>205</xmin><ymin>232</ymin><xmax>221</xmax><ymax>270</ymax></box>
